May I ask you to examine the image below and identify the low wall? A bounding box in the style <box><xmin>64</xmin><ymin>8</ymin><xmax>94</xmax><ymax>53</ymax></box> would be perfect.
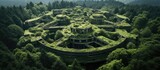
<box><xmin>38</xmin><ymin>38</ymin><xmax>128</xmax><ymax>63</ymax></box>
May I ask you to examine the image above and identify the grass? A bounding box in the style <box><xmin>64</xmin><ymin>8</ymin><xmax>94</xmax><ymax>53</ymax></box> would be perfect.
<box><xmin>116</xmin><ymin>14</ymin><xmax>129</xmax><ymax>19</ymax></box>
<box><xmin>97</xmin><ymin>36</ymin><xmax>115</xmax><ymax>43</ymax></box>
<box><xmin>26</xmin><ymin>17</ymin><xmax>42</xmax><ymax>22</ymax></box>
<box><xmin>24</xmin><ymin>30</ymin><xmax>33</xmax><ymax>35</ymax></box>
<box><xmin>116</xmin><ymin>21</ymin><xmax>131</xmax><ymax>26</ymax></box>
<box><xmin>116</xmin><ymin>29</ymin><xmax>137</xmax><ymax>39</ymax></box>
<box><xmin>45</xmin><ymin>11</ymin><xmax>53</xmax><ymax>16</ymax></box>
<box><xmin>38</xmin><ymin>37</ymin><xmax>126</xmax><ymax>63</ymax></box>
<box><xmin>30</xmin><ymin>36</ymin><xmax>42</xmax><ymax>42</ymax></box>
<box><xmin>26</xmin><ymin>11</ymin><xmax>53</xmax><ymax>23</ymax></box>
<box><xmin>40</xmin><ymin>37</ymin><xmax>126</xmax><ymax>53</ymax></box>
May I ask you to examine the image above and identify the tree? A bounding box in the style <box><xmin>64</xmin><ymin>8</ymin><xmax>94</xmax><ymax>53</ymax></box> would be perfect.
<box><xmin>22</xmin><ymin>43</ymin><xmax>34</xmax><ymax>52</ymax></box>
<box><xmin>121</xmin><ymin>50</ymin><xmax>160</xmax><ymax>70</ymax></box>
<box><xmin>52</xmin><ymin>60</ymin><xmax>67</xmax><ymax>70</ymax></box>
<box><xmin>12</xmin><ymin>15</ymin><xmax>23</xmax><ymax>27</ymax></box>
<box><xmin>38</xmin><ymin>4</ymin><xmax>47</xmax><ymax>13</ymax></box>
<box><xmin>38</xmin><ymin>2</ymin><xmax>43</xmax><ymax>5</ymax></box>
<box><xmin>26</xmin><ymin>2</ymin><xmax>34</xmax><ymax>9</ymax></box>
<box><xmin>61</xmin><ymin>0</ymin><xmax>65</xmax><ymax>8</ymax></box>
<box><xmin>48</xmin><ymin>2</ymin><xmax>52</xmax><ymax>11</ymax></box>
<box><xmin>54</xmin><ymin>30</ymin><xmax>63</xmax><ymax>40</ymax></box>
<box><xmin>68</xmin><ymin>59</ymin><xmax>84</xmax><ymax>70</ymax></box>
<box><xmin>121</xmin><ymin>59</ymin><xmax>147</xmax><ymax>70</ymax></box>
<box><xmin>127</xmin><ymin>42</ymin><xmax>136</xmax><ymax>49</ymax></box>
<box><xmin>82</xmin><ymin>3</ymin><xmax>86</xmax><ymax>7</ymax></box>
<box><xmin>40</xmin><ymin>50</ymin><xmax>59</xmax><ymax>69</ymax></box>
<box><xmin>7</xmin><ymin>24</ymin><xmax>24</xmax><ymax>39</ymax></box>
<box><xmin>0</xmin><ymin>41</ymin><xmax>20</xmax><ymax>70</ymax></box>
<box><xmin>97</xmin><ymin>60</ymin><xmax>123</xmax><ymax>70</ymax></box>
<box><xmin>146</xmin><ymin>57</ymin><xmax>160</xmax><ymax>70</ymax></box>
<box><xmin>107</xmin><ymin>48</ymin><xmax>131</xmax><ymax>65</ymax></box>
<box><xmin>157</xmin><ymin>26</ymin><xmax>160</xmax><ymax>33</ymax></box>
<box><xmin>140</xmin><ymin>27</ymin><xmax>152</xmax><ymax>37</ymax></box>
<box><xmin>24</xmin><ymin>53</ymin><xmax>36</xmax><ymax>67</ymax></box>
<box><xmin>147</xmin><ymin>17</ymin><xmax>160</xmax><ymax>34</ymax></box>
<box><xmin>5</xmin><ymin>24</ymin><xmax>24</xmax><ymax>49</ymax></box>
<box><xmin>17</xmin><ymin>36</ymin><xmax>31</xmax><ymax>47</ymax></box>
<box><xmin>133</xmin><ymin>14</ymin><xmax>148</xmax><ymax>29</ymax></box>
<box><xmin>131</xmin><ymin>28</ymin><xmax>139</xmax><ymax>35</ymax></box>
<box><xmin>113</xmin><ymin>7</ymin><xmax>119</xmax><ymax>14</ymax></box>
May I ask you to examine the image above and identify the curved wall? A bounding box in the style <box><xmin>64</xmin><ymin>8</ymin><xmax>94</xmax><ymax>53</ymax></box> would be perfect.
<box><xmin>38</xmin><ymin>38</ymin><xmax>128</xmax><ymax>63</ymax></box>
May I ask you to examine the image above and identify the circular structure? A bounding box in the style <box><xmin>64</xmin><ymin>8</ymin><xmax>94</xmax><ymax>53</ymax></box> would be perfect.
<box><xmin>38</xmin><ymin>22</ymin><xmax>128</xmax><ymax>63</ymax></box>
<box><xmin>70</xmin><ymin>23</ymin><xmax>94</xmax><ymax>44</ymax></box>
<box><xmin>23</xmin><ymin>6</ymin><xmax>136</xmax><ymax>63</ymax></box>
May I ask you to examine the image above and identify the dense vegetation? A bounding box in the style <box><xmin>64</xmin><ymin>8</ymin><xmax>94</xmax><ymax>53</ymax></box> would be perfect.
<box><xmin>130</xmin><ymin>0</ymin><xmax>160</xmax><ymax>6</ymax></box>
<box><xmin>0</xmin><ymin>0</ymin><xmax>160</xmax><ymax>70</ymax></box>
<box><xmin>97</xmin><ymin>3</ymin><xmax>160</xmax><ymax>70</ymax></box>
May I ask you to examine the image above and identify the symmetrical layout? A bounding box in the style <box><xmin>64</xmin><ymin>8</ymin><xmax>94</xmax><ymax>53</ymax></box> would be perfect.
<box><xmin>22</xmin><ymin>6</ymin><xmax>136</xmax><ymax>63</ymax></box>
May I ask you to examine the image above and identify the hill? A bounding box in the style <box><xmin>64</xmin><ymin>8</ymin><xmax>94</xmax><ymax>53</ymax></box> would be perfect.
<box><xmin>129</xmin><ymin>0</ymin><xmax>160</xmax><ymax>6</ymax></box>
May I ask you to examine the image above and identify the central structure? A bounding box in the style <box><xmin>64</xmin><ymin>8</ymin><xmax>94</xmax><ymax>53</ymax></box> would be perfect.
<box><xmin>57</xmin><ymin>22</ymin><xmax>108</xmax><ymax>49</ymax></box>
<box><xmin>23</xmin><ymin>6</ymin><xmax>136</xmax><ymax>63</ymax></box>
<box><xmin>69</xmin><ymin>23</ymin><xmax>95</xmax><ymax>49</ymax></box>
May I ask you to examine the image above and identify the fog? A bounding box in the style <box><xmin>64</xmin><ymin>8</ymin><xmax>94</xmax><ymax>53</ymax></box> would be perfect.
<box><xmin>0</xmin><ymin>0</ymin><xmax>131</xmax><ymax>6</ymax></box>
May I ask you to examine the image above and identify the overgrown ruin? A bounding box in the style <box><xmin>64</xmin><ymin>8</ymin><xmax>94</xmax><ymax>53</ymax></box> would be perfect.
<box><xmin>22</xmin><ymin>6</ymin><xmax>136</xmax><ymax>63</ymax></box>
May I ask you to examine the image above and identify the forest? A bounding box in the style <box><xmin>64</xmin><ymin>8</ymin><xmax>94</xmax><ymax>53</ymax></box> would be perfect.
<box><xmin>0</xmin><ymin>0</ymin><xmax>160</xmax><ymax>70</ymax></box>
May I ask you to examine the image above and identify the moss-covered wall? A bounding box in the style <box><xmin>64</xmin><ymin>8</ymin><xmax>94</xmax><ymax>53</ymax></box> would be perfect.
<box><xmin>38</xmin><ymin>38</ymin><xmax>128</xmax><ymax>63</ymax></box>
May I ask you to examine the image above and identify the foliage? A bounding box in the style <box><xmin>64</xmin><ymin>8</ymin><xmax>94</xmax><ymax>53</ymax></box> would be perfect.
<box><xmin>40</xmin><ymin>50</ymin><xmax>60</xmax><ymax>69</ymax></box>
<box><xmin>3</xmin><ymin>24</ymin><xmax>24</xmax><ymax>49</ymax></box>
<box><xmin>127</xmin><ymin>42</ymin><xmax>136</xmax><ymax>49</ymax></box>
<box><xmin>7</xmin><ymin>24</ymin><xmax>24</xmax><ymax>38</ymax></box>
<box><xmin>68</xmin><ymin>59</ymin><xmax>84</xmax><ymax>70</ymax></box>
<box><xmin>54</xmin><ymin>30</ymin><xmax>63</xmax><ymax>40</ymax></box>
<box><xmin>22</xmin><ymin>43</ymin><xmax>34</xmax><ymax>52</ymax></box>
<box><xmin>102</xmin><ymin>31</ymin><xmax>160</xmax><ymax>70</ymax></box>
<box><xmin>147</xmin><ymin>17</ymin><xmax>160</xmax><ymax>34</ymax></box>
<box><xmin>79</xmin><ymin>0</ymin><xmax>124</xmax><ymax>9</ymax></box>
<box><xmin>0</xmin><ymin>41</ymin><xmax>18</xmax><ymax>70</ymax></box>
<box><xmin>13</xmin><ymin>43</ymin><xmax>65</xmax><ymax>70</ymax></box>
<box><xmin>133</xmin><ymin>13</ymin><xmax>148</xmax><ymax>29</ymax></box>
<box><xmin>52</xmin><ymin>60</ymin><xmax>67</xmax><ymax>70</ymax></box>
<box><xmin>97</xmin><ymin>60</ymin><xmax>123</xmax><ymax>70</ymax></box>
<box><xmin>130</xmin><ymin>0</ymin><xmax>160</xmax><ymax>6</ymax></box>
<box><xmin>0</xmin><ymin>0</ymin><xmax>160</xmax><ymax>70</ymax></box>
<box><xmin>107</xmin><ymin>48</ymin><xmax>132</xmax><ymax>65</ymax></box>
<box><xmin>17</xmin><ymin>36</ymin><xmax>31</xmax><ymax>47</ymax></box>
<box><xmin>140</xmin><ymin>27</ymin><xmax>152</xmax><ymax>37</ymax></box>
<box><xmin>130</xmin><ymin>28</ymin><xmax>139</xmax><ymax>35</ymax></box>
<box><xmin>48</xmin><ymin>1</ymin><xmax>76</xmax><ymax>10</ymax></box>
<box><xmin>121</xmin><ymin>57</ymin><xmax>160</xmax><ymax>70</ymax></box>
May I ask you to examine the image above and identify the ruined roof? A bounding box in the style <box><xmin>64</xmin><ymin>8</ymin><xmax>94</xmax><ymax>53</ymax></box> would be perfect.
<box><xmin>56</xmin><ymin>14</ymin><xmax>68</xmax><ymax>19</ymax></box>
<box><xmin>91</xmin><ymin>14</ymin><xmax>106</xmax><ymax>18</ymax></box>
<box><xmin>71</xmin><ymin>22</ymin><xmax>91</xmax><ymax>29</ymax></box>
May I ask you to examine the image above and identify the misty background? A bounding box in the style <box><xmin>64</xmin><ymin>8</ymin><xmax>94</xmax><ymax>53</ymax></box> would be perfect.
<box><xmin>0</xmin><ymin>0</ymin><xmax>135</xmax><ymax>6</ymax></box>
<box><xmin>0</xmin><ymin>0</ymin><xmax>160</xmax><ymax>7</ymax></box>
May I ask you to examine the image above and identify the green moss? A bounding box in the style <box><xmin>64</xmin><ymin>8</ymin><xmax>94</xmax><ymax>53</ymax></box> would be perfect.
<box><xmin>21</xmin><ymin>6</ymin><xmax>136</xmax><ymax>64</ymax></box>
<box><xmin>116</xmin><ymin>14</ymin><xmax>129</xmax><ymax>20</ymax></box>
<box><xmin>116</xmin><ymin>29</ymin><xmax>137</xmax><ymax>39</ymax></box>
<box><xmin>26</xmin><ymin>17</ymin><xmax>42</xmax><ymax>22</ymax></box>
<box><xmin>97</xmin><ymin>36</ymin><xmax>115</xmax><ymax>43</ymax></box>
